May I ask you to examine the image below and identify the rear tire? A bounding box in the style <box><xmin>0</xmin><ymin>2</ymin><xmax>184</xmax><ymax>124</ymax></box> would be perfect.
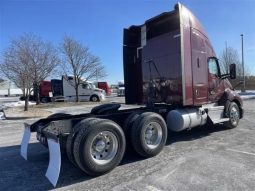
<box><xmin>41</xmin><ymin>97</ymin><xmax>49</xmax><ymax>103</ymax></box>
<box><xmin>66</xmin><ymin>118</ymin><xmax>99</xmax><ymax>166</ymax></box>
<box><xmin>73</xmin><ymin>119</ymin><xmax>126</xmax><ymax>176</ymax></box>
<box><xmin>131</xmin><ymin>112</ymin><xmax>167</xmax><ymax>158</ymax></box>
<box><xmin>123</xmin><ymin>112</ymin><xmax>142</xmax><ymax>152</ymax></box>
<box><xmin>224</xmin><ymin>102</ymin><xmax>240</xmax><ymax>128</ymax></box>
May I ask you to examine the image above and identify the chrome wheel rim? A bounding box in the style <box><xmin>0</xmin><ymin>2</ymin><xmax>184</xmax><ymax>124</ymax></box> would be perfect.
<box><xmin>230</xmin><ymin>106</ymin><xmax>239</xmax><ymax>126</ymax></box>
<box><xmin>90</xmin><ymin>131</ymin><xmax>118</xmax><ymax>165</ymax></box>
<box><xmin>144</xmin><ymin>122</ymin><xmax>162</xmax><ymax>149</ymax></box>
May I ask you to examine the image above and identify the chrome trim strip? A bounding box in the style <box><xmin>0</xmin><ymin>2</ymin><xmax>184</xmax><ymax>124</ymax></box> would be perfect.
<box><xmin>179</xmin><ymin>3</ymin><xmax>186</xmax><ymax>105</ymax></box>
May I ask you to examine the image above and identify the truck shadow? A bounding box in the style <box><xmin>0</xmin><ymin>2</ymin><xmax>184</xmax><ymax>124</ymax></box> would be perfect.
<box><xmin>0</xmin><ymin>142</ymin><xmax>94</xmax><ymax>191</ymax></box>
<box><xmin>0</xmin><ymin>124</ymin><xmax>231</xmax><ymax>190</ymax></box>
<box><xmin>166</xmin><ymin>123</ymin><xmax>230</xmax><ymax>145</ymax></box>
<box><xmin>5</xmin><ymin>117</ymin><xmax>33</xmax><ymax>120</ymax></box>
<box><xmin>121</xmin><ymin>123</ymin><xmax>231</xmax><ymax>164</ymax></box>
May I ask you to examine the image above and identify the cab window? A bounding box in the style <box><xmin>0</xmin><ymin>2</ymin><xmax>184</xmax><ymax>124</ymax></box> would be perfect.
<box><xmin>208</xmin><ymin>58</ymin><xmax>219</xmax><ymax>77</ymax></box>
<box><xmin>82</xmin><ymin>83</ymin><xmax>90</xmax><ymax>89</ymax></box>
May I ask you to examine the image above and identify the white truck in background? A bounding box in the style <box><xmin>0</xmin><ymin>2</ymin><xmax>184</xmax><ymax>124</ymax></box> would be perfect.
<box><xmin>117</xmin><ymin>80</ymin><xmax>125</xmax><ymax>96</ymax></box>
<box><xmin>62</xmin><ymin>76</ymin><xmax>105</xmax><ymax>102</ymax></box>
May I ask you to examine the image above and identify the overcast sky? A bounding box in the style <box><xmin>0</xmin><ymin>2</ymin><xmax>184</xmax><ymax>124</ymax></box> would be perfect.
<box><xmin>0</xmin><ymin>0</ymin><xmax>254</xmax><ymax>84</ymax></box>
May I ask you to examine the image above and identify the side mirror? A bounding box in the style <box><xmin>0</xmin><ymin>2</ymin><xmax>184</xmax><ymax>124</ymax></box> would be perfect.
<box><xmin>229</xmin><ymin>64</ymin><xmax>236</xmax><ymax>79</ymax></box>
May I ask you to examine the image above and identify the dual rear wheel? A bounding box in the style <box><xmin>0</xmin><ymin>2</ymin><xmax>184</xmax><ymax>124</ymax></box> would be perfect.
<box><xmin>65</xmin><ymin>112</ymin><xmax>167</xmax><ymax>176</ymax></box>
<box><xmin>124</xmin><ymin>112</ymin><xmax>167</xmax><ymax>157</ymax></box>
<box><xmin>66</xmin><ymin>118</ymin><xmax>125</xmax><ymax>176</ymax></box>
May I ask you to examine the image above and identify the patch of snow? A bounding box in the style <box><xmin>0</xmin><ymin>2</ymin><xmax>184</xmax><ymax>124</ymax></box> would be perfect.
<box><xmin>237</xmin><ymin>90</ymin><xmax>255</xmax><ymax>100</ymax></box>
<box><xmin>2</xmin><ymin>101</ymin><xmax>36</xmax><ymax>108</ymax></box>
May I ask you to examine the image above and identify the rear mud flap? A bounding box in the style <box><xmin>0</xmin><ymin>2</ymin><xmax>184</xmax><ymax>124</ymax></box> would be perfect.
<box><xmin>45</xmin><ymin>138</ymin><xmax>61</xmax><ymax>187</ymax></box>
<box><xmin>20</xmin><ymin>125</ymin><xmax>31</xmax><ymax>160</ymax></box>
<box><xmin>20</xmin><ymin>124</ymin><xmax>61</xmax><ymax>187</ymax></box>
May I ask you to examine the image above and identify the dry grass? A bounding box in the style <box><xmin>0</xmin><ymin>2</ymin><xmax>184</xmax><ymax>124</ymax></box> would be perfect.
<box><xmin>4</xmin><ymin>100</ymin><xmax>110</xmax><ymax>119</ymax></box>
<box><xmin>4</xmin><ymin>107</ymin><xmax>52</xmax><ymax>119</ymax></box>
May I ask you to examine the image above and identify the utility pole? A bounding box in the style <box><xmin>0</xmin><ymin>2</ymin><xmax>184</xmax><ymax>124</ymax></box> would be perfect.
<box><xmin>241</xmin><ymin>34</ymin><xmax>245</xmax><ymax>92</ymax></box>
<box><xmin>225</xmin><ymin>41</ymin><xmax>228</xmax><ymax>73</ymax></box>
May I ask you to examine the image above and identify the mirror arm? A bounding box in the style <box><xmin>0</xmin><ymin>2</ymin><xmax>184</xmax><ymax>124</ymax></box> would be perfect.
<box><xmin>220</xmin><ymin>73</ymin><xmax>230</xmax><ymax>79</ymax></box>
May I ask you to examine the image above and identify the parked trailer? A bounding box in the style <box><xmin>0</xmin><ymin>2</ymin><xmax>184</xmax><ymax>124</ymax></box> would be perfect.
<box><xmin>20</xmin><ymin>3</ymin><xmax>243</xmax><ymax>187</ymax></box>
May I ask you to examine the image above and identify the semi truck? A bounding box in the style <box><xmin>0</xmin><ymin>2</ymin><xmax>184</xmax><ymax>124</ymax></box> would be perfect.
<box><xmin>117</xmin><ymin>80</ymin><xmax>125</xmax><ymax>96</ymax></box>
<box><xmin>20</xmin><ymin>3</ymin><xmax>243</xmax><ymax>187</ymax></box>
<box><xmin>94</xmin><ymin>81</ymin><xmax>112</xmax><ymax>96</ymax></box>
<box><xmin>62</xmin><ymin>76</ymin><xmax>105</xmax><ymax>102</ymax></box>
<box><xmin>37</xmin><ymin>76</ymin><xmax>105</xmax><ymax>103</ymax></box>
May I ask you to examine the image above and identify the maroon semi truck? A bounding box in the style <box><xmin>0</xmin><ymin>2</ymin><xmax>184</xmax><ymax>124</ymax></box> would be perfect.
<box><xmin>39</xmin><ymin>81</ymin><xmax>52</xmax><ymax>103</ymax></box>
<box><xmin>95</xmin><ymin>81</ymin><xmax>112</xmax><ymax>96</ymax></box>
<box><xmin>20</xmin><ymin>3</ymin><xmax>243</xmax><ymax>187</ymax></box>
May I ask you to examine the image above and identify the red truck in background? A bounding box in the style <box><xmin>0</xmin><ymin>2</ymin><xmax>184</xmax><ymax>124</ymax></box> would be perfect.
<box><xmin>95</xmin><ymin>82</ymin><xmax>111</xmax><ymax>96</ymax></box>
<box><xmin>39</xmin><ymin>81</ymin><xmax>52</xmax><ymax>103</ymax></box>
<box><xmin>37</xmin><ymin>80</ymin><xmax>63</xmax><ymax>103</ymax></box>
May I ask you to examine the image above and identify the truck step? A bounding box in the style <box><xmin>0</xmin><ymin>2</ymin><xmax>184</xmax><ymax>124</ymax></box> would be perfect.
<box><xmin>206</xmin><ymin>106</ymin><xmax>225</xmax><ymax>124</ymax></box>
<box><xmin>212</xmin><ymin>118</ymin><xmax>229</xmax><ymax>124</ymax></box>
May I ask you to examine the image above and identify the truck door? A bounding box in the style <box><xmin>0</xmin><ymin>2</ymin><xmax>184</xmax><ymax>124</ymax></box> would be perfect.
<box><xmin>81</xmin><ymin>83</ymin><xmax>91</xmax><ymax>101</ymax></box>
<box><xmin>207</xmin><ymin>57</ymin><xmax>224</xmax><ymax>102</ymax></box>
<box><xmin>191</xmin><ymin>29</ymin><xmax>208</xmax><ymax>105</ymax></box>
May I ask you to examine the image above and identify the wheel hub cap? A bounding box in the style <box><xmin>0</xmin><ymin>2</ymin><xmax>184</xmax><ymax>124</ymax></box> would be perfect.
<box><xmin>144</xmin><ymin>122</ymin><xmax>163</xmax><ymax>149</ymax></box>
<box><xmin>95</xmin><ymin>140</ymin><xmax>106</xmax><ymax>152</ymax></box>
<box><xmin>230</xmin><ymin>107</ymin><xmax>239</xmax><ymax>125</ymax></box>
<box><xmin>90</xmin><ymin>131</ymin><xmax>118</xmax><ymax>165</ymax></box>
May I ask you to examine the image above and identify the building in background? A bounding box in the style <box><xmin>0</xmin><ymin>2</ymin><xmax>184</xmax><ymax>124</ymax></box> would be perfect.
<box><xmin>0</xmin><ymin>80</ymin><xmax>22</xmax><ymax>97</ymax></box>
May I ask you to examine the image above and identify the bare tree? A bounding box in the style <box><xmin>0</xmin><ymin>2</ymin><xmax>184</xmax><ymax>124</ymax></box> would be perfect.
<box><xmin>219</xmin><ymin>45</ymin><xmax>251</xmax><ymax>90</ymax></box>
<box><xmin>1</xmin><ymin>34</ymin><xmax>59</xmax><ymax>110</ymax></box>
<box><xmin>23</xmin><ymin>35</ymin><xmax>59</xmax><ymax>105</ymax></box>
<box><xmin>219</xmin><ymin>46</ymin><xmax>249</xmax><ymax>77</ymax></box>
<box><xmin>60</xmin><ymin>36</ymin><xmax>107</xmax><ymax>102</ymax></box>
<box><xmin>1</xmin><ymin>38</ymin><xmax>33</xmax><ymax>111</ymax></box>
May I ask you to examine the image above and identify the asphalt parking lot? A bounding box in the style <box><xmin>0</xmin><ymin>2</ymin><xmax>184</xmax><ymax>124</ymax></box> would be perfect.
<box><xmin>0</xmin><ymin>99</ymin><xmax>255</xmax><ymax>191</ymax></box>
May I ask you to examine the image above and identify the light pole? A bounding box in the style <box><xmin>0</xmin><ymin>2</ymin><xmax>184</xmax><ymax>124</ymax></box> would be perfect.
<box><xmin>241</xmin><ymin>34</ymin><xmax>245</xmax><ymax>92</ymax></box>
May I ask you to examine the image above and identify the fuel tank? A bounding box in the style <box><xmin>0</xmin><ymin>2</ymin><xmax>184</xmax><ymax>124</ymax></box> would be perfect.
<box><xmin>166</xmin><ymin>108</ymin><xmax>207</xmax><ymax>132</ymax></box>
